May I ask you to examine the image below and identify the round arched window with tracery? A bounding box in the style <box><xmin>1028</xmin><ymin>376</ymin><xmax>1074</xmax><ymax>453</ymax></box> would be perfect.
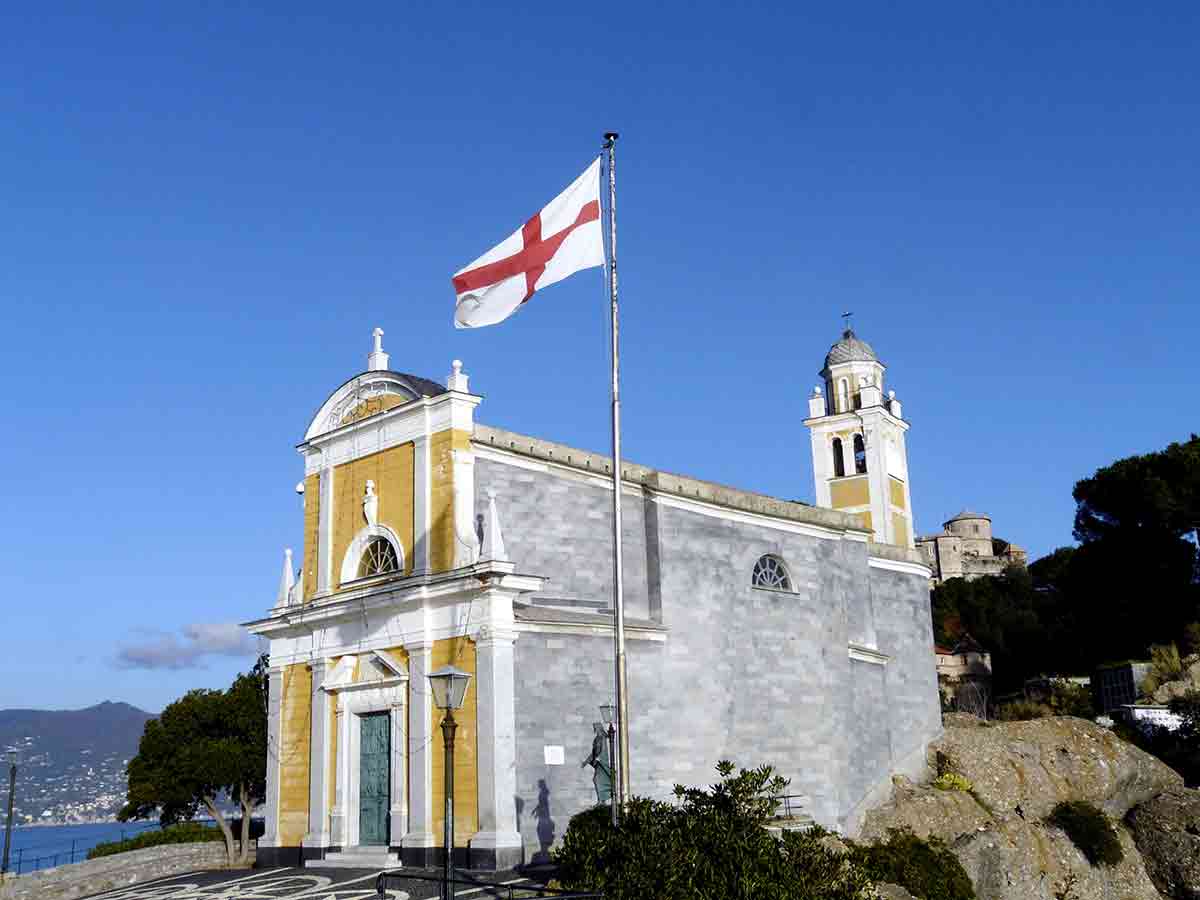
<box><xmin>751</xmin><ymin>555</ymin><xmax>792</xmax><ymax>591</ymax></box>
<box><xmin>357</xmin><ymin>537</ymin><xmax>399</xmax><ymax>578</ymax></box>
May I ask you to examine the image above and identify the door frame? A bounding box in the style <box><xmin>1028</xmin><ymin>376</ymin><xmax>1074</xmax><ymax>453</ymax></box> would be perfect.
<box><xmin>325</xmin><ymin>653</ymin><xmax>408</xmax><ymax>851</ymax></box>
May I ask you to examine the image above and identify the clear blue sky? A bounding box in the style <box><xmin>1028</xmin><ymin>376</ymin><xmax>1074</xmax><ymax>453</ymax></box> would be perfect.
<box><xmin>2</xmin><ymin>2</ymin><xmax>1197</xmax><ymax>712</ymax></box>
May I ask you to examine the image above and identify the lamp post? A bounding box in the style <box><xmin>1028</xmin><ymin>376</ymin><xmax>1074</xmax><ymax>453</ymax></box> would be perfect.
<box><xmin>427</xmin><ymin>665</ymin><xmax>472</xmax><ymax>900</ymax></box>
<box><xmin>2</xmin><ymin>751</ymin><xmax>17</xmax><ymax>877</ymax></box>
<box><xmin>599</xmin><ymin>704</ymin><xmax>618</xmax><ymax>826</ymax></box>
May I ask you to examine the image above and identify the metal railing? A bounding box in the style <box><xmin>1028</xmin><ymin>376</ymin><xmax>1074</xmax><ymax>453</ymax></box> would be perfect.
<box><xmin>376</xmin><ymin>871</ymin><xmax>602</xmax><ymax>899</ymax></box>
<box><xmin>3</xmin><ymin>825</ymin><xmax>163</xmax><ymax>875</ymax></box>
<box><xmin>769</xmin><ymin>794</ymin><xmax>811</xmax><ymax>820</ymax></box>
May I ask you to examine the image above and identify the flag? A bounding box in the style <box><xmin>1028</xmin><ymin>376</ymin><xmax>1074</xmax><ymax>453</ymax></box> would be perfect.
<box><xmin>452</xmin><ymin>158</ymin><xmax>604</xmax><ymax>328</ymax></box>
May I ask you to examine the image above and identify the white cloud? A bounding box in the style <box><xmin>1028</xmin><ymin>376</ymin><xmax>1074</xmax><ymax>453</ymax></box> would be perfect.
<box><xmin>116</xmin><ymin>623</ymin><xmax>259</xmax><ymax>670</ymax></box>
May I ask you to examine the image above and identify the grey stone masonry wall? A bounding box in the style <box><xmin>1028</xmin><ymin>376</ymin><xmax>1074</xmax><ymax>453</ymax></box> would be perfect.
<box><xmin>476</xmin><ymin>435</ymin><xmax>940</xmax><ymax>854</ymax></box>
<box><xmin>0</xmin><ymin>842</ymin><xmax>243</xmax><ymax>900</ymax></box>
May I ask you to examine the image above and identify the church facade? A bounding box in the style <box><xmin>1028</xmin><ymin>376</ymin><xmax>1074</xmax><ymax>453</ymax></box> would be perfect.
<box><xmin>246</xmin><ymin>327</ymin><xmax>941</xmax><ymax>870</ymax></box>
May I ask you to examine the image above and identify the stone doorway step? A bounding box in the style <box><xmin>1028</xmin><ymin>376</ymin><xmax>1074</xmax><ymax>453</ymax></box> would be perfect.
<box><xmin>306</xmin><ymin>848</ymin><xmax>400</xmax><ymax>869</ymax></box>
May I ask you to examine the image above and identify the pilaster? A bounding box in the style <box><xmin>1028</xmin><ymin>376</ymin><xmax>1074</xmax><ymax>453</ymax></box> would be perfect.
<box><xmin>330</xmin><ymin>704</ymin><xmax>348</xmax><ymax>846</ymax></box>
<box><xmin>260</xmin><ymin>666</ymin><xmax>283</xmax><ymax>847</ymax></box>
<box><xmin>389</xmin><ymin>703</ymin><xmax>408</xmax><ymax>848</ymax></box>
<box><xmin>402</xmin><ymin>640</ymin><xmax>437</xmax><ymax>867</ymax></box>
<box><xmin>413</xmin><ymin>433</ymin><xmax>432</xmax><ymax>575</ymax></box>
<box><xmin>317</xmin><ymin>465</ymin><xmax>334</xmax><ymax>596</ymax></box>
<box><xmin>469</xmin><ymin>624</ymin><xmax>523</xmax><ymax>869</ymax></box>
<box><xmin>303</xmin><ymin>659</ymin><xmax>331</xmax><ymax>848</ymax></box>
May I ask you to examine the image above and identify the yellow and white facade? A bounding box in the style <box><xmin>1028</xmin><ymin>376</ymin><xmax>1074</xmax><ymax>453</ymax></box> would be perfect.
<box><xmin>803</xmin><ymin>328</ymin><xmax>916</xmax><ymax>548</ymax></box>
<box><xmin>247</xmin><ymin>329</ymin><xmax>538</xmax><ymax>870</ymax></box>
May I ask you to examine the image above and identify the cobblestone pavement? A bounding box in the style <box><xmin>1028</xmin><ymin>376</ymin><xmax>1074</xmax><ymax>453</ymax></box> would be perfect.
<box><xmin>80</xmin><ymin>867</ymin><xmax>537</xmax><ymax>900</ymax></box>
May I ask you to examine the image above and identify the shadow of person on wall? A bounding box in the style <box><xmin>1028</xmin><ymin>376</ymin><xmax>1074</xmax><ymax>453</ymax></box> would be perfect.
<box><xmin>531</xmin><ymin>779</ymin><xmax>556</xmax><ymax>863</ymax></box>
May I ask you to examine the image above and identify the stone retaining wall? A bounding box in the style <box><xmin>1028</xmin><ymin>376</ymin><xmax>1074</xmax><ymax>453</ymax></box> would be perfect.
<box><xmin>0</xmin><ymin>842</ymin><xmax>250</xmax><ymax>900</ymax></box>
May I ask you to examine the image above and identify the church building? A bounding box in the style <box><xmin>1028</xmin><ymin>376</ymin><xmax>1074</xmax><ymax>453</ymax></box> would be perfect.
<box><xmin>246</xmin><ymin>327</ymin><xmax>941</xmax><ymax>870</ymax></box>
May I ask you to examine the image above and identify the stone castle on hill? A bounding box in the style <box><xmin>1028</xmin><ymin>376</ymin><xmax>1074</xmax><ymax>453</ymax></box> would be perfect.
<box><xmin>246</xmin><ymin>326</ymin><xmax>941</xmax><ymax>869</ymax></box>
<box><xmin>916</xmin><ymin>510</ymin><xmax>1028</xmax><ymax>585</ymax></box>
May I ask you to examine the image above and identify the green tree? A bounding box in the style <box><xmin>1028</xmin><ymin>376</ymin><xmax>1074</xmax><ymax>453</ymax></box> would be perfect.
<box><xmin>120</xmin><ymin>656</ymin><xmax>268</xmax><ymax>864</ymax></box>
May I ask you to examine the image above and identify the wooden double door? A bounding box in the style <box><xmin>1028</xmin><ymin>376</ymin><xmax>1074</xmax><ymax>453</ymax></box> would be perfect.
<box><xmin>358</xmin><ymin>712</ymin><xmax>391</xmax><ymax>845</ymax></box>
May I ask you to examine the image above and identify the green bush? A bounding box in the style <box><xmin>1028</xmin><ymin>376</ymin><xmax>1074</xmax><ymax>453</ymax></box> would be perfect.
<box><xmin>1046</xmin><ymin>801</ymin><xmax>1123</xmax><ymax>866</ymax></box>
<box><xmin>88</xmin><ymin>823</ymin><xmax>224</xmax><ymax>859</ymax></box>
<box><xmin>932</xmin><ymin>773</ymin><xmax>973</xmax><ymax>792</ymax></box>
<box><xmin>848</xmin><ymin>828</ymin><xmax>975</xmax><ymax>900</ymax></box>
<box><xmin>997</xmin><ymin>699</ymin><xmax>1052</xmax><ymax>721</ymax></box>
<box><xmin>555</xmin><ymin>761</ymin><xmax>876</xmax><ymax>900</ymax></box>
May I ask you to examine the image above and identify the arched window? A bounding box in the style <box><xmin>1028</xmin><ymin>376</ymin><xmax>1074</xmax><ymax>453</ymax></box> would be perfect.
<box><xmin>357</xmin><ymin>537</ymin><xmax>399</xmax><ymax>578</ymax></box>
<box><xmin>832</xmin><ymin>438</ymin><xmax>845</xmax><ymax>477</ymax></box>
<box><xmin>752</xmin><ymin>555</ymin><xmax>792</xmax><ymax>591</ymax></box>
<box><xmin>853</xmin><ymin>434</ymin><xmax>867</xmax><ymax>474</ymax></box>
<box><xmin>838</xmin><ymin>378</ymin><xmax>849</xmax><ymax>413</ymax></box>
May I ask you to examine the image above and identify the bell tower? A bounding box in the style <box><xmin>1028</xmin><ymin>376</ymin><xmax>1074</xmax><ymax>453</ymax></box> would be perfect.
<box><xmin>803</xmin><ymin>325</ymin><xmax>915</xmax><ymax>548</ymax></box>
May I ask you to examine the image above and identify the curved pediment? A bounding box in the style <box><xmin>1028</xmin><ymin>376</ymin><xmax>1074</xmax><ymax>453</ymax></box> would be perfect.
<box><xmin>304</xmin><ymin>370</ymin><xmax>448</xmax><ymax>441</ymax></box>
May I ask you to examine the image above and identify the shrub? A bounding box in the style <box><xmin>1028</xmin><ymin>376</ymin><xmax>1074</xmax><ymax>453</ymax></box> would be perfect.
<box><xmin>1182</xmin><ymin>623</ymin><xmax>1200</xmax><ymax>658</ymax></box>
<box><xmin>1046</xmin><ymin>801</ymin><xmax>1123</xmax><ymax>866</ymax></box>
<box><xmin>1046</xmin><ymin>682</ymin><xmax>1095</xmax><ymax>718</ymax></box>
<box><xmin>555</xmin><ymin>761</ymin><xmax>876</xmax><ymax>900</ymax></box>
<box><xmin>848</xmin><ymin>828</ymin><xmax>975</xmax><ymax>900</ymax></box>
<box><xmin>997</xmin><ymin>699</ymin><xmax>1052</xmax><ymax>721</ymax></box>
<box><xmin>1143</xmin><ymin>643</ymin><xmax>1184</xmax><ymax>695</ymax></box>
<box><xmin>932</xmin><ymin>773</ymin><xmax>973</xmax><ymax>792</ymax></box>
<box><xmin>88</xmin><ymin>823</ymin><xmax>224</xmax><ymax>859</ymax></box>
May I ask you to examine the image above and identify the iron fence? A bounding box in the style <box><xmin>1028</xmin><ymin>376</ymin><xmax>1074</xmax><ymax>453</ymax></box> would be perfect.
<box><xmin>770</xmin><ymin>794</ymin><xmax>809</xmax><ymax>820</ymax></box>
<box><xmin>376</xmin><ymin>871</ymin><xmax>602</xmax><ymax>899</ymax></box>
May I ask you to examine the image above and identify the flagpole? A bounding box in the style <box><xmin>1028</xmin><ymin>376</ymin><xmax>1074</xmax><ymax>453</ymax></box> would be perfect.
<box><xmin>603</xmin><ymin>131</ymin><xmax>631</xmax><ymax>814</ymax></box>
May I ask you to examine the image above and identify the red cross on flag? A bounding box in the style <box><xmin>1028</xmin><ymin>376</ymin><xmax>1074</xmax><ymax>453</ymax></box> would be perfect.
<box><xmin>452</xmin><ymin>158</ymin><xmax>604</xmax><ymax>328</ymax></box>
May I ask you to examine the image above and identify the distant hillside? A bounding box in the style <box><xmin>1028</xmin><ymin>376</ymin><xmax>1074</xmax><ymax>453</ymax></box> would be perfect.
<box><xmin>0</xmin><ymin>701</ymin><xmax>156</xmax><ymax>824</ymax></box>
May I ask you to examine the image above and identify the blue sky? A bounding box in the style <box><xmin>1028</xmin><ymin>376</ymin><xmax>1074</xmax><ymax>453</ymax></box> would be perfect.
<box><xmin>2</xmin><ymin>2</ymin><xmax>1197</xmax><ymax>712</ymax></box>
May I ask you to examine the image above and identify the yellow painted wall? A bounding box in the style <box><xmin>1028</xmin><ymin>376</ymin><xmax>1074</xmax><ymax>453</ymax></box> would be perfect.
<box><xmin>859</xmin><ymin>510</ymin><xmax>873</xmax><ymax>533</ymax></box>
<box><xmin>830</xmin><ymin>476</ymin><xmax>870</xmax><ymax>509</ymax></box>
<box><xmin>889</xmin><ymin>477</ymin><xmax>906</xmax><ymax>510</ymax></box>
<box><xmin>303</xmin><ymin>474</ymin><xmax>320</xmax><ymax>602</ymax></box>
<box><xmin>331</xmin><ymin>443</ymin><xmax>416</xmax><ymax>588</ymax></box>
<box><xmin>429</xmin><ymin>636</ymin><xmax>478</xmax><ymax>846</ymax></box>
<box><xmin>429</xmin><ymin>429</ymin><xmax>471</xmax><ymax>573</ymax></box>
<box><xmin>892</xmin><ymin>513</ymin><xmax>910</xmax><ymax>548</ymax></box>
<box><xmin>278</xmin><ymin>664</ymin><xmax>313</xmax><ymax>845</ymax></box>
<box><xmin>340</xmin><ymin>394</ymin><xmax>410</xmax><ymax>426</ymax></box>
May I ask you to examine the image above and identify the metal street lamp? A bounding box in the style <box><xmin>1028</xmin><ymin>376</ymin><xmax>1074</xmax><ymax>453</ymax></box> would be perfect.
<box><xmin>428</xmin><ymin>666</ymin><xmax>471</xmax><ymax>900</ymax></box>
<box><xmin>2</xmin><ymin>750</ymin><xmax>18</xmax><ymax>877</ymax></box>
<box><xmin>599</xmin><ymin>704</ymin><xmax>618</xmax><ymax>825</ymax></box>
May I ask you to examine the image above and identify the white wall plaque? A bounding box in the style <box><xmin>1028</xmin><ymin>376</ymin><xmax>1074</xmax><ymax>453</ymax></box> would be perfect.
<box><xmin>543</xmin><ymin>745</ymin><xmax>565</xmax><ymax>765</ymax></box>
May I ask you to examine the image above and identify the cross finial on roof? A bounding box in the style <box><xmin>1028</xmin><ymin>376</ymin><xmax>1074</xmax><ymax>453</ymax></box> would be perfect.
<box><xmin>841</xmin><ymin>311</ymin><xmax>853</xmax><ymax>332</ymax></box>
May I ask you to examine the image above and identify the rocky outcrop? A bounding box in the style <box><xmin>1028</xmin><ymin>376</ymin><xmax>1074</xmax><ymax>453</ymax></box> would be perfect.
<box><xmin>1150</xmin><ymin>655</ymin><xmax>1200</xmax><ymax>705</ymax></box>
<box><xmin>861</xmin><ymin>715</ymin><xmax>1184</xmax><ymax>900</ymax></box>
<box><xmin>1127</xmin><ymin>788</ymin><xmax>1200</xmax><ymax>899</ymax></box>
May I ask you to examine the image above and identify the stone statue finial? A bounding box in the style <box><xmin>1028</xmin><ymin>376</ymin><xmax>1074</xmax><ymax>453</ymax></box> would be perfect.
<box><xmin>363</xmin><ymin>480</ymin><xmax>378</xmax><ymax>526</ymax></box>
<box><xmin>479</xmin><ymin>488</ymin><xmax>508</xmax><ymax>563</ymax></box>
<box><xmin>367</xmin><ymin>327</ymin><xmax>389</xmax><ymax>371</ymax></box>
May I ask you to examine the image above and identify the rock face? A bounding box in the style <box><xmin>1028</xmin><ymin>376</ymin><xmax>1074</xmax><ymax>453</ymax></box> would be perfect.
<box><xmin>861</xmin><ymin>716</ymin><xmax>1183</xmax><ymax>900</ymax></box>
<box><xmin>1127</xmin><ymin>788</ymin><xmax>1200</xmax><ymax>899</ymax></box>
<box><xmin>1150</xmin><ymin>655</ymin><xmax>1200</xmax><ymax>705</ymax></box>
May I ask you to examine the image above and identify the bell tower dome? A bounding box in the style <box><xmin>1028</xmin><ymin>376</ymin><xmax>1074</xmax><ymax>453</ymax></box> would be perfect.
<box><xmin>804</xmin><ymin>326</ymin><xmax>915</xmax><ymax>548</ymax></box>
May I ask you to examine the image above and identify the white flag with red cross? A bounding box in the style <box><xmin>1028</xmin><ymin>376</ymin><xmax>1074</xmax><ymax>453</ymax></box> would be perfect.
<box><xmin>452</xmin><ymin>158</ymin><xmax>604</xmax><ymax>328</ymax></box>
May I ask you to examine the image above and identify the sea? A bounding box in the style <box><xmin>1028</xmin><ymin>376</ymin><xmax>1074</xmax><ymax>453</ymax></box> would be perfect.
<box><xmin>4</xmin><ymin>821</ymin><xmax>162</xmax><ymax>874</ymax></box>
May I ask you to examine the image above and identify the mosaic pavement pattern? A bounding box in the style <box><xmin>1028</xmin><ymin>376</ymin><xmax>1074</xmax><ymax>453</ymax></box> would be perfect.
<box><xmin>82</xmin><ymin>867</ymin><xmax>537</xmax><ymax>900</ymax></box>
